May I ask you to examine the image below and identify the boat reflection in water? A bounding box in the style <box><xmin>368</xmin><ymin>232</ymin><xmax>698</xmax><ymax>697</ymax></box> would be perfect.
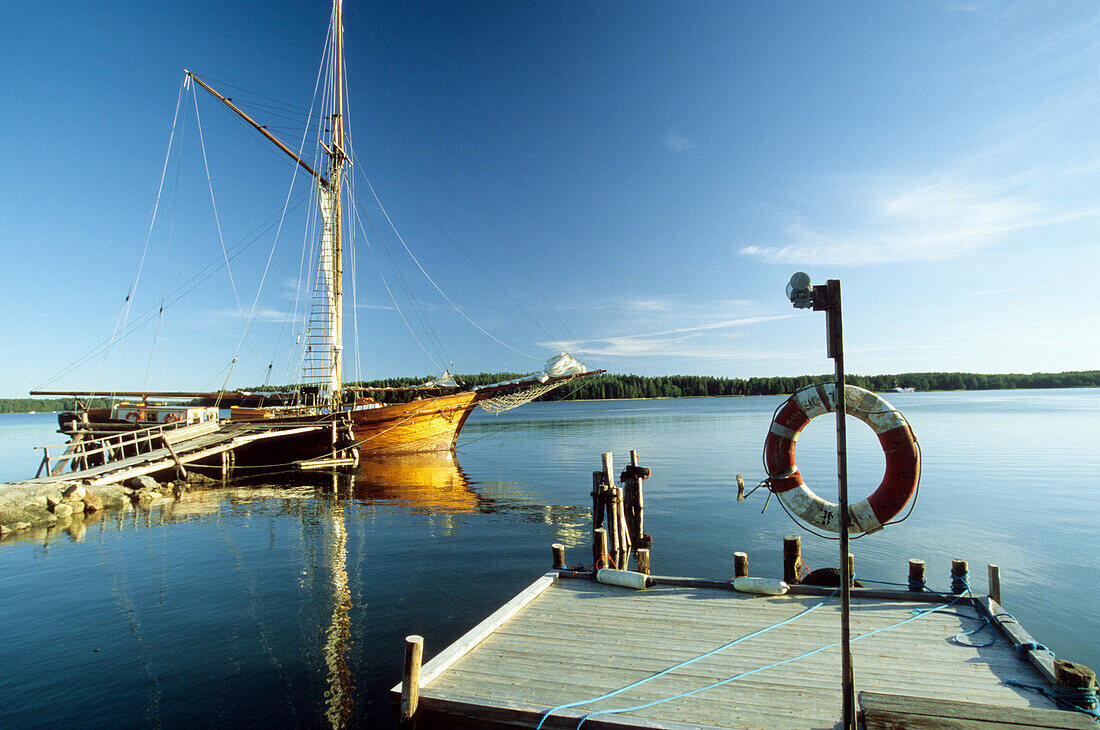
<box><xmin>4</xmin><ymin>451</ymin><xmax>590</xmax><ymax>728</ymax></box>
<box><xmin>309</xmin><ymin>452</ymin><xmax>589</xmax><ymax>727</ymax></box>
<box><xmin>351</xmin><ymin>452</ymin><xmax>480</xmax><ymax>514</ymax></box>
<box><xmin>345</xmin><ymin>453</ymin><xmax>589</xmax><ymax>546</ymax></box>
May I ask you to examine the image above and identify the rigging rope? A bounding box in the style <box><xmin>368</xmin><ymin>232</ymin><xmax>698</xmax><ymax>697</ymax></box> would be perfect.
<box><xmin>94</xmin><ymin>76</ymin><xmax>189</xmax><ymax>400</ymax></box>
<box><xmin>191</xmin><ymin>85</ymin><xmax>244</xmax><ymax>317</ymax></box>
<box><xmin>360</xmin><ymin>174</ymin><xmax>539</xmax><ymax>361</ymax></box>
<box><xmin>350</xmin><ymin>196</ymin><xmax>447</xmax><ymax>372</ymax></box>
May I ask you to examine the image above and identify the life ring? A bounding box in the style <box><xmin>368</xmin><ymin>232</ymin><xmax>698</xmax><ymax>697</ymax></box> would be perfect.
<box><xmin>164</xmin><ymin>412</ymin><xmax>182</xmax><ymax>423</ymax></box>
<box><xmin>125</xmin><ymin>410</ymin><xmax>142</xmax><ymax>422</ymax></box>
<box><xmin>764</xmin><ymin>383</ymin><xmax>919</xmax><ymax>534</ymax></box>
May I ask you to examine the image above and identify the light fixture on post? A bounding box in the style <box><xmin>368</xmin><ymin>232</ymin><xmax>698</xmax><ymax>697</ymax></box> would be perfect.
<box><xmin>786</xmin><ymin>271</ymin><xmax>855</xmax><ymax>730</ymax></box>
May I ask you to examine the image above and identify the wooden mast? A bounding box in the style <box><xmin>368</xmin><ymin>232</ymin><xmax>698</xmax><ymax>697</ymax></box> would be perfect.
<box><xmin>329</xmin><ymin>0</ymin><xmax>346</xmax><ymax>407</ymax></box>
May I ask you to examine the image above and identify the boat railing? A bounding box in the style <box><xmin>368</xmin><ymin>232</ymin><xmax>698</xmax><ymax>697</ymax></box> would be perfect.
<box><xmin>33</xmin><ymin>419</ymin><xmax>218</xmax><ymax>479</ymax></box>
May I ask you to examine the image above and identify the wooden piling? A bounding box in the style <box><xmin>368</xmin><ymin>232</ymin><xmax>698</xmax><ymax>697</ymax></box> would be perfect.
<box><xmin>734</xmin><ymin>551</ymin><xmax>749</xmax><ymax>579</ymax></box>
<box><xmin>626</xmin><ymin>450</ymin><xmax>645</xmax><ymax>544</ymax></box>
<box><xmin>551</xmin><ymin>543</ymin><xmax>566</xmax><ymax>570</ymax></box>
<box><xmin>847</xmin><ymin>553</ymin><xmax>855</xmax><ymax>585</ymax></box>
<box><xmin>636</xmin><ymin>548</ymin><xmax>651</xmax><ymax>576</ymax></box>
<box><xmin>908</xmin><ymin>559</ymin><xmax>926</xmax><ymax>592</ymax></box>
<box><xmin>591</xmin><ymin>471</ymin><xmax>604</xmax><ymax>531</ymax></box>
<box><xmin>951</xmin><ymin>559</ymin><xmax>969</xmax><ymax>594</ymax></box>
<box><xmin>783</xmin><ymin>535</ymin><xmax>803</xmax><ymax>584</ymax></box>
<box><xmin>593</xmin><ymin>527</ymin><xmax>609</xmax><ymax>569</ymax></box>
<box><xmin>599</xmin><ymin>453</ymin><xmax>620</xmax><ymax>561</ymax></box>
<box><xmin>987</xmin><ymin>563</ymin><xmax>1001</xmax><ymax>605</ymax></box>
<box><xmin>615</xmin><ymin>486</ymin><xmax>631</xmax><ymax>569</ymax></box>
<box><xmin>400</xmin><ymin>634</ymin><xmax>423</xmax><ymax>728</ymax></box>
<box><xmin>1054</xmin><ymin>660</ymin><xmax>1099</xmax><ymax>713</ymax></box>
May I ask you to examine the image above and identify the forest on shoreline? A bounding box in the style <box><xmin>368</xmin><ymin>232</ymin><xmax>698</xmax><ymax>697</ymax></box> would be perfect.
<box><xmin>4</xmin><ymin>370</ymin><xmax>1097</xmax><ymax>413</ymax></box>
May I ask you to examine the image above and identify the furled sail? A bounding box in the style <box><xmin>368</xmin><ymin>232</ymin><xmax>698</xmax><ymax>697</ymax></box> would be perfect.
<box><xmin>476</xmin><ymin>353</ymin><xmax>591</xmax><ymax>414</ymax></box>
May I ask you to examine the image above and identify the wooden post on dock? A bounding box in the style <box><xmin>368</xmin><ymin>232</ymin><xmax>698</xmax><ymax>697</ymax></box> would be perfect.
<box><xmin>1054</xmin><ymin>660</ymin><xmax>1099</xmax><ymax>714</ymax></box>
<box><xmin>600</xmin><ymin>453</ymin><xmax>620</xmax><ymax>565</ymax></box>
<box><xmin>636</xmin><ymin>548</ymin><xmax>651</xmax><ymax>575</ymax></box>
<box><xmin>591</xmin><ymin>471</ymin><xmax>604</xmax><ymax>532</ymax></box>
<box><xmin>987</xmin><ymin>564</ymin><xmax>1001</xmax><ymax>604</ymax></box>
<box><xmin>783</xmin><ymin>536</ymin><xmax>803</xmax><ymax>584</ymax></box>
<box><xmin>847</xmin><ymin>553</ymin><xmax>855</xmax><ymax>585</ymax></box>
<box><xmin>593</xmin><ymin>527</ymin><xmax>609</xmax><ymax>570</ymax></box>
<box><xmin>908</xmin><ymin>559</ymin><xmax>926</xmax><ymax>591</ymax></box>
<box><xmin>734</xmin><ymin>552</ymin><xmax>749</xmax><ymax>579</ymax></box>
<box><xmin>614</xmin><ymin>486</ymin><xmax>631</xmax><ymax>569</ymax></box>
<box><xmin>951</xmin><ymin>559</ymin><xmax>969</xmax><ymax>594</ymax></box>
<box><xmin>552</xmin><ymin>543</ymin><xmax>566</xmax><ymax>570</ymax></box>
<box><xmin>400</xmin><ymin>635</ymin><xmax>423</xmax><ymax>728</ymax></box>
<box><xmin>627</xmin><ymin>450</ymin><xmax>645</xmax><ymax>544</ymax></box>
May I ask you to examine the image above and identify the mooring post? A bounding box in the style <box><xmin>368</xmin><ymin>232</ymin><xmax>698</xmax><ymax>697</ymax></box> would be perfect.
<box><xmin>593</xmin><ymin>527</ymin><xmax>609</xmax><ymax>570</ymax></box>
<box><xmin>908</xmin><ymin>559</ymin><xmax>926</xmax><ymax>591</ymax></box>
<box><xmin>600</xmin><ymin>453</ymin><xmax>619</xmax><ymax>563</ymax></box>
<box><xmin>734</xmin><ymin>551</ymin><xmax>749</xmax><ymax>579</ymax></box>
<box><xmin>591</xmin><ymin>471</ymin><xmax>604</xmax><ymax>531</ymax></box>
<box><xmin>847</xmin><ymin>553</ymin><xmax>855</xmax><ymax>585</ymax></box>
<box><xmin>783</xmin><ymin>535</ymin><xmax>803</xmax><ymax>584</ymax></box>
<box><xmin>400</xmin><ymin>634</ymin><xmax>423</xmax><ymax>728</ymax></box>
<box><xmin>615</xmin><ymin>486</ymin><xmax>631</xmax><ymax>569</ymax></box>
<box><xmin>987</xmin><ymin>563</ymin><xmax>1001</xmax><ymax>605</ymax></box>
<box><xmin>552</xmin><ymin>543</ymin><xmax>566</xmax><ymax>570</ymax></box>
<box><xmin>636</xmin><ymin>548</ymin><xmax>651</xmax><ymax>575</ymax></box>
<box><xmin>1054</xmin><ymin>660</ymin><xmax>1099</xmax><ymax>713</ymax></box>
<box><xmin>626</xmin><ymin>450</ymin><xmax>644</xmax><ymax>544</ymax></box>
<box><xmin>951</xmin><ymin>559</ymin><xmax>969</xmax><ymax>594</ymax></box>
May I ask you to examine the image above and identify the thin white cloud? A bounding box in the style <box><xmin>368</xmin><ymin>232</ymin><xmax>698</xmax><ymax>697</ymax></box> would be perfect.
<box><xmin>664</xmin><ymin>133</ymin><xmax>696</xmax><ymax>151</ymax></box>
<box><xmin>212</xmin><ymin>307</ymin><xmax>297</xmax><ymax>323</ymax></box>
<box><xmin>542</xmin><ymin>314</ymin><xmax>797</xmax><ymax>359</ymax></box>
<box><xmin>739</xmin><ymin>176</ymin><xmax>1069</xmax><ymax>265</ymax></box>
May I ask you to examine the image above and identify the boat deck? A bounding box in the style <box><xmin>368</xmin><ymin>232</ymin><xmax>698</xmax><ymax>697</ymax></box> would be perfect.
<box><xmin>28</xmin><ymin>421</ymin><xmax>326</xmax><ymax>487</ymax></box>
<box><xmin>394</xmin><ymin>574</ymin><xmax>1093</xmax><ymax>729</ymax></box>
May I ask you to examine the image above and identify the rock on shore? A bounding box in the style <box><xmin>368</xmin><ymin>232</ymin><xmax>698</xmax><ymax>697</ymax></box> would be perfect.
<box><xmin>0</xmin><ymin>472</ymin><xmax>210</xmax><ymax>539</ymax></box>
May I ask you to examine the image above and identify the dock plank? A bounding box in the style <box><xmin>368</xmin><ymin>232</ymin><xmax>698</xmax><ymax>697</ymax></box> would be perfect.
<box><xmin>860</xmin><ymin>692</ymin><xmax>1096</xmax><ymax>729</ymax></box>
<box><xmin>409</xmin><ymin>578</ymin><xmax>1067</xmax><ymax>730</ymax></box>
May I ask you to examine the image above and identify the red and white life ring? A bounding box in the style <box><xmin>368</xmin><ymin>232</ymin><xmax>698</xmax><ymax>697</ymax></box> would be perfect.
<box><xmin>125</xmin><ymin>410</ymin><xmax>143</xmax><ymax>422</ymax></box>
<box><xmin>164</xmin><ymin>412</ymin><xmax>182</xmax><ymax>423</ymax></box>
<box><xmin>764</xmin><ymin>383</ymin><xmax>919</xmax><ymax>534</ymax></box>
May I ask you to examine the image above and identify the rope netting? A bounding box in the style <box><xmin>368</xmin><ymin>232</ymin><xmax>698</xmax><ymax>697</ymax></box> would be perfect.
<box><xmin>476</xmin><ymin>379</ymin><xmax>567</xmax><ymax>414</ymax></box>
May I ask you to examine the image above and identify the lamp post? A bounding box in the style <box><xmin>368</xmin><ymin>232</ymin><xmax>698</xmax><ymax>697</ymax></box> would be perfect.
<box><xmin>787</xmin><ymin>273</ymin><xmax>855</xmax><ymax>730</ymax></box>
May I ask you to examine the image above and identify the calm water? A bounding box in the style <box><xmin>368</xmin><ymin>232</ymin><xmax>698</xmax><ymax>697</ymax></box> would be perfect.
<box><xmin>1</xmin><ymin>390</ymin><xmax>1098</xmax><ymax>727</ymax></box>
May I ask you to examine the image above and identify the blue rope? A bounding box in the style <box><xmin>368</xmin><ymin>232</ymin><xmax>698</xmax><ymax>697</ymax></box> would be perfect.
<box><xmin>532</xmin><ymin>588</ymin><xmax>840</xmax><ymax>730</ymax></box>
<box><xmin>1016</xmin><ymin>641</ymin><xmax>1049</xmax><ymax>659</ymax></box>
<box><xmin>572</xmin><ymin>589</ymin><xmax>972</xmax><ymax>727</ymax></box>
<box><xmin>1005</xmin><ymin>679</ymin><xmax>1100</xmax><ymax>722</ymax></box>
<box><xmin>861</xmin><ymin>576</ymin><xmax>995</xmax><ymax>647</ymax></box>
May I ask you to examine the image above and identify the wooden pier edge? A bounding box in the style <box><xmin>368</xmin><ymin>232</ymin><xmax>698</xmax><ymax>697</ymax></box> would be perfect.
<box><xmin>391</xmin><ymin>572</ymin><xmax>559</xmax><ymax>697</ymax></box>
<box><xmin>858</xmin><ymin>691</ymin><xmax>1098</xmax><ymax>730</ymax></box>
<box><xmin>974</xmin><ymin>594</ymin><xmax>1060</xmax><ymax>686</ymax></box>
<box><xmin>413</xmin><ymin>694</ymin><xmax>702</xmax><ymax>729</ymax></box>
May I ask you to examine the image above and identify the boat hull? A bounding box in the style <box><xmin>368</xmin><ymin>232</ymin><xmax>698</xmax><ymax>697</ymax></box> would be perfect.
<box><xmin>349</xmin><ymin>391</ymin><xmax>485</xmax><ymax>455</ymax></box>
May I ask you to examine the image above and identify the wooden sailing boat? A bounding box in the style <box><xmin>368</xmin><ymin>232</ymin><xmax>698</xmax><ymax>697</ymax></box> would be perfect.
<box><xmin>33</xmin><ymin>0</ymin><xmax>596</xmax><ymax>461</ymax></box>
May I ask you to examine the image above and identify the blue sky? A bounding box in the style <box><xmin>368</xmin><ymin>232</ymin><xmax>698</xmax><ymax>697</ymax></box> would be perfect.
<box><xmin>1</xmin><ymin>1</ymin><xmax>1097</xmax><ymax>396</ymax></box>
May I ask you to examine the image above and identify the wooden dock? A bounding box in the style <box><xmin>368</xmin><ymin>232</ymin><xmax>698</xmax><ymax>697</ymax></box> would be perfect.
<box><xmin>27</xmin><ymin>420</ymin><xmax>328</xmax><ymax>487</ymax></box>
<box><xmin>392</xmin><ymin>573</ymin><xmax>1096</xmax><ymax>729</ymax></box>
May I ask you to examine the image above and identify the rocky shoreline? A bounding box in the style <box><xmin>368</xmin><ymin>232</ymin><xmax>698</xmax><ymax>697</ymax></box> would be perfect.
<box><xmin>0</xmin><ymin>473</ymin><xmax>217</xmax><ymax>540</ymax></box>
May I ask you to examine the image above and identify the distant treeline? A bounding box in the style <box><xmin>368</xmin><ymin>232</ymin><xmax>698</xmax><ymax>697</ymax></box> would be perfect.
<box><xmin>346</xmin><ymin>369</ymin><xmax>1100</xmax><ymax>401</ymax></box>
<box><xmin>0</xmin><ymin>398</ymin><xmax>114</xmax><ymax>415</ymax></box>
<box><xmin>3</xmin><ymin>371</ymin><xmax>1096</xmax><ymax>412</ymax></box>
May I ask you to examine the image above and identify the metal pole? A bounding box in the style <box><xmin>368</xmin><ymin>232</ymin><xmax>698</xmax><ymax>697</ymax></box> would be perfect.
<box><xmin>824</xmin><ymin>279</ymin><xmax>856</xmax><ymax>730</ymax></box>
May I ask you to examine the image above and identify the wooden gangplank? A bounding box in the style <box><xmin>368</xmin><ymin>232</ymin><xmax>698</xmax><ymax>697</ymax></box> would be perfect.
<box><xmin>394</xmin><ymin>574</ymin><xmax>1087</xmax><ymax>730</ymax></box>
<box><xmin>28</xmin><ymin>421</ymin><xmax>323</xmax><ymax>487</ymax></box>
